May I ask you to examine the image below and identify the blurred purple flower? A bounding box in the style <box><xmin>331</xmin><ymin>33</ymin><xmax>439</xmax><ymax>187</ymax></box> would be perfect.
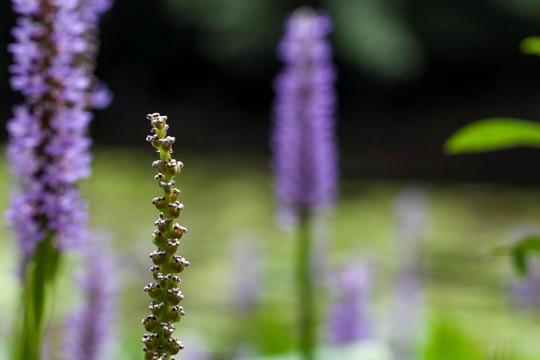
<box><xmin>231</xmin><ymin>238</ymin><xmax>263</xmax><ymax>313</ymax></box>
<box><xmin>63</xmin><ymin>231</ymin><xmax>117</xmax><ymax>360</ymax></box>
<box><xmin>390</xmin><ymin>188</ymin><xmax>427</xmax><ymax>360</ymax></box>
<box><xmin>181</xmin><ymin>335</ymin><xmax>211</xmax><ymax>360</ymax></box>
<box><xmin>394</xmin><ymin>188</ymin><xmax>427</xmax><ymax>254</ymax></box>
<box><xmin>271</xmin><ymin>7</ymin><xmax>338</xmax><ymax>225</ymax></box>
<box><xmin>5</xmin><ymin>0</ymin><xmax>112</xmax><ymax>268</ymax></box>
<box><xmin>511</xmin><ymin>260</ymin><xmax>540</xmax><ymax>309</ymax></box>
<box><xmin>326</xmin><ymin>262</ymin><xmax>373</xmax><ymax>345</ymax></box>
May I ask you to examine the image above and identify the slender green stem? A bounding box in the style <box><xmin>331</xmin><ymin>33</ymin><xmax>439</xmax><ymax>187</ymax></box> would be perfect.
<box><xmin>297</xmin><ymin>211</ymin><xmax>315</xmax><ymax>360</ymax></box>
<box><xmin>17</xmin><ymin>234</ymin><xmax>61</xmax><ymax>360</ymax></box>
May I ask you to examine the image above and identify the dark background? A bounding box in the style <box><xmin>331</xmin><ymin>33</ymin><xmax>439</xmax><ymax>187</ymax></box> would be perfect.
<box><xmin>3</xmin><ymin>0</ymin><xmax>540</xmax><ymax>182</ymax></box>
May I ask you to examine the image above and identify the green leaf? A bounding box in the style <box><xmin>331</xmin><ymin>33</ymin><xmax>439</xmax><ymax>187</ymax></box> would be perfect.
<box><xmin>17</xmin><ymin>235</ymin><xmax>61</xmax><ymax>360</ymax></box>
<box><xmin>510</xmin><ymin>236</ymin><xmax>540</xmax><ymax>277</ymax></box>
<box><xmin>444</xmin><ymin>118</ymin><xmax>540</xmax><ymax>154</ymax></box>
<box><xmin>520</xmin><ymin>36</ymin><xmax>540</xmax><ymax>57</ymax></box>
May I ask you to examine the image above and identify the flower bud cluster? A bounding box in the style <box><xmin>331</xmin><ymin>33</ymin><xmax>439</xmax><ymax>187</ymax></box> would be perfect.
<box><xmin>142</xmin><ymin>113</ymin><xmax>189</xmax><ymax>360</ymax></box>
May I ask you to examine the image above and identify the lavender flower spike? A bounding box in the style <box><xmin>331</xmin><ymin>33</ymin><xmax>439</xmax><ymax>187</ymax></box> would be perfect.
<box><xmin>63</xmin><ymin>231</ymin><xmax>118</xmax><ymax>360</ymax></box>
<box><xmin>6</xmin><ymin>1</ymin><xmax>112</xmax><ymax>359</ymax></box>
<box><xmin>272</xmin><ymin>7</ymin><xmax>338</xmax><ymax>225</ymax></box>
<box><xmin>143</xmin><ymin>113</ymin><xmax>189</xmax><ymax>360</ymax></box>
<box><xmin>6</xmin><ymin>0</ymin><xmax>113</xmax><ymax>269</ymax></box>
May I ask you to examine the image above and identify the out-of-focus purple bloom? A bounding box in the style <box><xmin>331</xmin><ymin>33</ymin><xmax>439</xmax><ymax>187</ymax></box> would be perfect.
<box><xmin>63</xmin><ymin>231</ymin><xmax>117</xmax><ymax>360</ymax></box>
<box><xmin>231</xmin><ymin>238</ymin><xmax>263</xmax><ymax>313</ymax></box>
<box><xmin>326</xmin><ymin>262</ymin><xmax>373</xmax><ymax>345</ymax></box>
<box><xmin>511</xmin><ymin>260</ymin><xmax>540</xmax><ymax>309</ymax></box>
<box><xmin>6</xmin><ymin>0</ymin><xmax>112</xmax><ymax>267</ymax></box>
<box><xmin>181</xmin><ymin>335</ymin><xmax>211</xmax><ymax>360</ymax></box>
<box><xmin>271</xmin><ymin>7</ymin><xmax>338</xmax><ymax>225</ymax></box>
<box><xmin>394</xmin><ymin>188</ymin><xmax>427</xmax><ymax>253</ymax></box>
<box><xmin>390</xmin><ymin>188</ymin><xmax>427</xmax><ymax>360</ymax></box>
<box><xmin>506</xmin><ymin>223</ymin><xmax>540</xmax><ymax>310</ymax></box>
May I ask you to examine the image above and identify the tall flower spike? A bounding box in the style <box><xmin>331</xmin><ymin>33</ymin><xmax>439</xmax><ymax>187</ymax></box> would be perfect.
<box><xmin>271</xmin><ymin>7</ymin><xmax>338</xmax><ymax>225</ymax></box>
<box><xmin>6</xmin><ymin>0</ymin><xmax>113</xmax><ymax>272</ymax></box>
<box><xmin>271</xmin><ymin>8</ymin><xmax>338</xmax><ymax>360</ymax></box>
<box><xmin>6</xmin><ymin>1</ymin><xmax>112</xmax><ymax>359</ymax></box>
<box><xmin>142</xmin><ymin>113</ymin><xmax>189</xmax><ymax>360</ymax></box>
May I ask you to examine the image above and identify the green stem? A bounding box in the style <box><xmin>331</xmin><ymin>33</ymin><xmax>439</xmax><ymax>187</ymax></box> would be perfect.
<box><xmin>298</xmin><ymin>211</ymin><xmax>315</xmax><ymax>360</ymax></box>
<box><xmin>17</xmin><ymin>235</ymin><xmax>61</xmax><ymax>360</ymax></box>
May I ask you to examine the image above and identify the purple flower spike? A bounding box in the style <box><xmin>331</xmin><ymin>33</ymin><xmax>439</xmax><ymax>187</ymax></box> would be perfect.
<box><xmin>63</xmin><ymin>231</ymin><xmax>118</xmax><ymax>360</ymax></box>
<box><xmin>271</xmin><ymin>7</ymin><xmax>338</xmax><ymax>225</ymax></box>
<box><xmin>6</xmin><ymin>0</ymin><xmax>112</xmax><ymax>268</ymax></box>
<box><xmin>326</xmin><ymin>262</ymin><xmax>373</xmax><ymax>345</ymax></box>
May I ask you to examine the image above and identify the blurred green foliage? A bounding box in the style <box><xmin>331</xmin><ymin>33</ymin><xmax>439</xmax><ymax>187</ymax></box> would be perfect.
<box><xmin>162</xmin><ymin>0</ymin><xmax>283</xmax><ymax>65</ymax></box>
<box><xmin>327</xmin><ymin>0</ymin><xmax>423</xmax><ymax>80</ymax></box>
<box><xmin>157</xmin><ymin>0</ymin><xmax>540</xmax><ymax>82</ymax></box>
<box><xmin>520</xmin><ymin>36</ymin><xmax>540</xmax><ymax>57</ymax></box>
<box><xmin>494</xmin><ymin>235</ymin><xmax>540</xmax><ymax>278</ymax></box>
<box><xmin>444</xmin><ymin>118</ymin><xmax>540</xmax><ymax>154</ymax></box>
<box><xmin>423</xmin><ymin>320</ymin><xmax>486</xmax><ymax>360</ymax></box>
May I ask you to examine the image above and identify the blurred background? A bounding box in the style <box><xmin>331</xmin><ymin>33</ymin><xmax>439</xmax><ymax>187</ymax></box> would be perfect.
<box><xmin>2</xmin><ymin>0</ymin><xmax>540</xmax><ymax>359</ymax></box>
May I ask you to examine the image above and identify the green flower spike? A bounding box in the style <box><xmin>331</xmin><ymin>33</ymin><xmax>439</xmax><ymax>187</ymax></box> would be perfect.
<box><xmin>142</xmin><ymin>113</ymin><xmax>190</xmax><ymax>360</ymax></box>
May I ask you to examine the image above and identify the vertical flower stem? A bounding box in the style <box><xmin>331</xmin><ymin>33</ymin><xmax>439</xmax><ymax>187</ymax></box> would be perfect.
<box><xmin>298</xmin><ymin>211</ymin><xmax>315</xmax><ymax>360</ymax></box>
<box><xmin>18</xmin><ymin>234</ymin><xmax>61</xmax><ymax>360</ymax></box>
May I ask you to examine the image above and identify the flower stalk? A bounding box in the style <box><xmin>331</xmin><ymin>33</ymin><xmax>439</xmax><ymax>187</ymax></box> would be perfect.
<box><xmin>142</xmin><ymin>113</ymin><xmax>189</xmax><ymax>360</ymax></box>
<box><xmin>7</xmin><ymin>1</ymin><xmax>111</xmax><ymax>359</ymax></box>
<box><xmin>272</xmin><ymin>8</ymin><xmax>338</xmax><ymax>360</ymax></box>
<box><xmin>297</xmin><ymin>211</ymin><xmax>314</xmax><ymax>360</ymax></box>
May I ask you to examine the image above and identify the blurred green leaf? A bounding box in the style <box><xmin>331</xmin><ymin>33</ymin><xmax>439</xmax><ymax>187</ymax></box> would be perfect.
<box><xmin>424</xmin><ymin>320</ymin><xmax>486</xmax><ymax>360</ymax></box>
<box><xmin>509</xmin><ymin>236</ymin><xmax>540</xmax><ymax>277</ymax></box>
<box><xmin>327</xmin><ymin>0</ymin><xmax>423</xmax><ymax>80</ymax></box>
<box><xmin>520</xmin><ymin>36</ymin><xmax>540</xmax><ymax>56</ymax></box>
<box><xmin>444</xmin><ymin>118</ymin><xmax>540</xmax><ymax>154</ymax></box>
